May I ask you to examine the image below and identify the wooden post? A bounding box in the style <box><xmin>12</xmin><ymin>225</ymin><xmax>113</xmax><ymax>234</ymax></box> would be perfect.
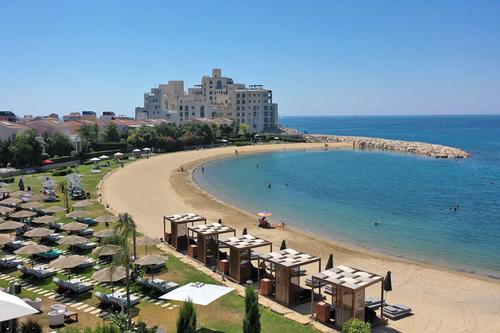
<box><xmin>380</xmin><ymin>280</ymin><xmax>385</xmax><ymax>319</ymax></box>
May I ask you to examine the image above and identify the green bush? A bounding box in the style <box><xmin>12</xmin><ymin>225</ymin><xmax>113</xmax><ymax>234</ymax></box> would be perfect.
<box><xmin>234</xmin><ymin>141</ymin><xmax>252</xmax><ymax>146</ymax></box>
<box><xmin>52</xmin><ymin>168</ymin><xmax>72</xmax><ymax>176</ymax></box>
<box><xmin>177</xmin><ymin>299</ymin><xmax>197</xmax><ymax>333</ymax></box>
<box><xmin>341</xmin><ymin>319</ymin><xmax>371</xmax><ymax>333</ymax></box>
<box><xmin>20</xmin><ymin>319</ymin><xmax>42</xmax><ymax>333</ymax></box>
<box><xmin>243</xmin><ymin>286</ymin><xmax>261</xmax><ymax>333</ymax></box>
<box><xmin>0</xmin><ymin>177</ymin><xmax>15</xmax><ymax>183</ymax></box>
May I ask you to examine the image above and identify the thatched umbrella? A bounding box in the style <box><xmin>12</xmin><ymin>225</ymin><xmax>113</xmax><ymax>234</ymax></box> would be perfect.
<box><xmin>93</xmin><ymin>244</ymin><xmax>120</xmax><ymax>257</ymax></box>
<box><xmin>0</xmin><ymin>198</ymin><xmax>22</xmax><ymax>207</ymax></box>
<box><xmin>43</xmin><ymin>206</ymin><xmax>67</xmax><ymax>214</ymax></box>
<box><xmin>0</xmin><ymin>186</ymin><xmax>11</xmax><ymax>193</ymax></box>
<box><xmin>94</xmin><ymin>215</ymin><xmax>118</xmax><ymax>224</ymax></box>
<box><xmin>136</xmin><ymin>236</ymin><xmax>160</xmax><ymax>254</ymax></box>
<box><xmin>94</xmin><ymin>229</ymin><xmax>116</xmax><ymax>239</ymax></box>
<box><xmin>66</xmin><ymin>210</ymin><xmax>91</xmax><ymax>219</ymax></box>
<box><xmin>24</xmin><ymin>228</ymin><xmax>53</xmax><ymax>238</ymax></box>
<box><xmin>20</xmin><ymin>202</ymin><xmax>43</xmax><ymax>210</ymax></box>
<box><xmin>58</xmin><ymin>235</ymin><xmax>88</xmax><ymax>246</ymax></box>
<box><xmin>280</xmin><ymin>240</ymin><xmax>287</xmax><ymax>251</ymax></box>
<box><xmin>0</xmin><ymin>206</ymin><xmax>15</xmax><ymax>216</ymax></box>
<box><xmin>10</xmin><ymin>191</ymin><xmax>30</xmax><ymax>198</ymax></box>
<box><xmin>72</xmin><ymin>200</ymin><xmax>94</xmax><ymax>209</ymax></box>
<box><xmin>49</xmin><ymin>255</ymin><xmax>87</xmax><ymax>269</ymax></box>
<box><xmin>0</xmin><ymin>220</ymin><xmax>24</xmax><ymax>231</ymax></box>
<box><xmin>61</xmin><ymin>222</ymin><xmax>88</xmax><ymax>232</ymax></box>
<box><xmin>32</xmin><ymin>215</ymin><xmax>59</xmax><ymax>225</ymax></box>
<box><xmin>9</xmin><ymin>210</ymin><xmax>37</xmax><ymax>219</ymax></box>
<box><xmin>135</xmin><ymin>255</ymin><xmax>166</xmax><ymax>280</ymax></box>
<box><xmin>0</xmin><ymin>234</ymin><xmax>14</xmax><ymax>246</ymax></box>
<box><xmin>92</xmin><ymin>266</ymin><xmax>126</xmax><ymax>285</ymax></box>
<box><xmin>14</xmin><ymin>244</ymin><xmax>50</xmax><ymax>267</ymax></box>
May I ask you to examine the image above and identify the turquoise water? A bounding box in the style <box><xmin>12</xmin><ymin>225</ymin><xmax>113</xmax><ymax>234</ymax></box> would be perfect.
<box><xmin>194</xmin><ymin>115</ymin><xmax>500</xmax><ymax>278</ymax></box>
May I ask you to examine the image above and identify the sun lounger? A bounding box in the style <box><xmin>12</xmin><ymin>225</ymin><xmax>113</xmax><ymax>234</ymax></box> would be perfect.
<box><xmin>23</xmin><ymin>297</ymin><xmax>42</xmax><ymax>312</ymax></box>
<box><xmin>96</xmin><ymin>291</ymin><xmax>139</xmax><ymax>309</ymax></box>
<box><xmin>36</xmin><ymin>249</ymin><xmax>64</xmax><ymax>259</ymax></box>
<box><xmin>53</xmin><ymin>277</ymin><xmax>93</xmax><ymax>294</ymax></box>
<box><xmin>0</xmin><ymin>256</ymin><xmax>23</xmax><ymax>269</ymax></box>
<box><xmin>5</xmin><ymin>240</ymin><xmax>28</xmax><ymax>251</ymax></box>
<box><xmin>365</xmin><ymin>297</ymin><xmax>385</xmax><ymax>310</ymax></box>
<box><xmin>77</xmin><ymin>258</ymin><xmax>95</xmax><ymax>269</ymax></box>
<box><xmin>47</xmin><ymin>233</ymin><xmax>64</xmax><ymax>243</ymax></box>
<box><xmin>74</xmin><ymin>242</ymin><xmax>97</xmax><ymax>251</ymax></box>
<box><xmin>137</xmin><ymin>277</ymin><xmax>179</xmax><ymax>294</ymax></box>
<box><xmin>383</xmin><ymin>304</ymin><xmax>412</xmax><ymax>319</ymax></box>
<box><xmin>77</xmin><ymin>229</ymin><xmax>93</xmax><ymax>237</ymax></box>
<box><xmin>18</xmin><ymin>265</ymin><xmax>57</xmax><ymax>279</ymax></box>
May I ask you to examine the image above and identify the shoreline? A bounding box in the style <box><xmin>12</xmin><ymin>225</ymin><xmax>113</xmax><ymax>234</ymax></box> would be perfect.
<box><xmin>101</xmin><ymin>143</ymin><xmax>500</xmax><ymax>333</ymax></box>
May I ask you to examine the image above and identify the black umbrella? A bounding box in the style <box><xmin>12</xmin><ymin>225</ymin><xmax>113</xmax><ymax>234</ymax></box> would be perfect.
<box><xmin>242</xmin><ymin>228</ymin><xmax>247</xmax><ymax>235</ymax></box>
<box><xmin>384</xmin><ymin>271</ymin><xmax>392</xmax><ymax>301</ymax></box>
<box><xmin>279</xmin><ymin>240</ymin><xmax>286</xmax><ymax>251</ymax></box>
<box><xmin>325</xmin><ymin>254</ymin><xmax>334</xmax><ymax>270</ymax></box>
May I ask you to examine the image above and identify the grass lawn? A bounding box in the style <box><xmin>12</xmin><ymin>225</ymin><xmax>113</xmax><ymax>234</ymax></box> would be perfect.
<box><xmin>1</xmin><ymin>159</ymin><xmax>320</xmax><ymax>333</ymax></box>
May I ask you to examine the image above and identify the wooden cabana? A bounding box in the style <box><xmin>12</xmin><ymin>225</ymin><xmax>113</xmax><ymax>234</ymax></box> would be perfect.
<box><xmin>163</xmin><ymin>213</ymin><xmax>206</xmax><ymax>251</ymax></box>
<box><xmin>257</xmin><ymin>248</ymin><xmax>321</xmax><ymax>306</ymax></box>
<box><xmin>188</xmin><ymin>223</ymin><xmax>236</xmax><ymax>266</ymax></box>
<box><xmin>310</xmin><ymin>265</ymin><xmax>384</xmax><ymax>328</ymax></box>
<box><xmin>219</xmin><ymin>234</ymin><xmax>272</xmax><ymax>283</ymax></box>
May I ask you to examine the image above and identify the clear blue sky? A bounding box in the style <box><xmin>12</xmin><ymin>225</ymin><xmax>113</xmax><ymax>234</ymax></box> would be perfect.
<box><xmin>1</xmin><ymin>1</ymin><xmax>500</xmax><ymax>117</ymax></box>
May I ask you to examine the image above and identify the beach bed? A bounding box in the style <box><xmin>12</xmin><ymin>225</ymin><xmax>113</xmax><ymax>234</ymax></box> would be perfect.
<box><xmin>53</xmin><ymin>277</ymin><xmax>94</xmax><ymax>294</ymax></box>
<box><xmin>18</xmin><ymin>264</ymin><xmax>57</xmax><ymax>279</ymax></box>
<box><xmin>137</xmin><ymin>277</ymin><xmax>179</xmax><ymax>294</ymax></box>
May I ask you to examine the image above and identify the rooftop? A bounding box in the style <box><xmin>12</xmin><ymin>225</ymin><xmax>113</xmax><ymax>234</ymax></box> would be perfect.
<box><xmin>188</xmin><ymin>223</ymin><xmax>235</xmax><ymax>236</ymax></box>
<box><xmin>165</xmin><ymin>213</ymin><xmax>206</xmax><ymax>224</ymax></box>
<box><xmin>312</xmin><ymin>265</ymin><xmax>383</xmax><ymax>291</ymax></box>
<box><xmin>219</xmin><ymin>234</ymin><xmax>271</xmax><ymax>250</ymax></box>
<box><xmin>258</xmin><ymin>248</ymin><xmax>321</xmax><ymax>268</ymax></box>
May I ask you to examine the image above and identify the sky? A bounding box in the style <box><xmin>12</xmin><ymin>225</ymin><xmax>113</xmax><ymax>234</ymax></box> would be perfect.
<box><xmin>1</xmin><ymin>1</ymin><xmax>500</xmax><ymax>117</ymax></box>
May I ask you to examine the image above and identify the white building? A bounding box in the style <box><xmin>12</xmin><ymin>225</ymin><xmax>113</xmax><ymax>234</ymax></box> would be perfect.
<box><xmin>135</xmin><ymin>69</ymin><xmax>278</xmax><ymax>132</ymax></box>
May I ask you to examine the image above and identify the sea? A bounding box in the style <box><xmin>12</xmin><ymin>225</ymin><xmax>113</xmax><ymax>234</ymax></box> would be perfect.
<box><xmin>194</xmin><ymin>115</ymin><xmax>500</xmax><ymax>278</ymax></box>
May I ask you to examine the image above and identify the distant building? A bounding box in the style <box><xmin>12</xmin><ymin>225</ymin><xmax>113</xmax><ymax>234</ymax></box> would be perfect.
<box><xmin>63</xmin><ymin>112</ymin><xmax>82</xmax><ymax>122</ymax></box>
<box><xmin>81</xmin><ymin>111</ymin><xmax>97</xmax><ymax>120</ymax></box>
<box><xmin>100</xmin><ymin>111</ymin><xmax>116</xmax><ymax>121</ymax></box>
<box><xmin>135</xmin><ymin>68</ymin><xmax>278</xmax><ymax>132</ymax></box>
<box><xmin>0</xmin><ymin>111</ymin><xmax>17</xmax><ymax>122</ymax></box>
<box><xmin>25</xmin><ymin>118</ymin><xmax>74</xmax><ymax>136</ymax></box>
<box><xmin>0</xmin><ymin>121</ymin><xmax>27</xmax><ymax>141</ymax></box>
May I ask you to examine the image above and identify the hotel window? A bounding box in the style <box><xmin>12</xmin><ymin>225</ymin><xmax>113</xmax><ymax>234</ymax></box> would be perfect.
<box><xmin>242</xmin><ymin>107</ymin><xmax>245</xmax><ymax>111</ymax></box>
<box><xmin>237</xmin><ymin>107</ymin><xmax>240</xmax><ymax>111</ymax></box>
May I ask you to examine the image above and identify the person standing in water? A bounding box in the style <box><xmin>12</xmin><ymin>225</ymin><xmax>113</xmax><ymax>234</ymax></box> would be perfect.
<box><xmin>268</xmin><ymin>183</ymin><xmax>272</xmax><ymax>189</ymax></box>
<box><xmin>201</xmin><ymin>165</ymin><xmax>205</xmax><ymax>173</ymax></box>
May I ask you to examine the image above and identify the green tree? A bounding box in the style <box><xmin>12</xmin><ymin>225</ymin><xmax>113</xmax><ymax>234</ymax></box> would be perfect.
<box><xmin>78</xmin><ymin>124</ymin><xmax>99</xmax><ymax>151</ymax></box>
<box><xmin>20</xmin><ymin>319</ymin><xmax>42</xmax><ymax>333</ymax></box>
<box><xmin>0</xmin><ymin>137</ymin><xmax>14</xmax><ymax>167</ymax></box>
<box><xmin>341</xmin><ymin>319</ymin><xmax>371</xmax><ymax>333</ymax></box>
<box><xmin>243</xmin><ymin>286</ymin><xmax>261</xmax><ymax>333</ymax></box>
<box><xmin>238</xmin><ymin>124</ymin><xmax>251</xmax><ymax>137</ymax></box>
<box><xmin>9</xmin><ymin>129</ymin><xmax>43</xmax><ymax>167</ymax></box>
<box><xmin>47</xmin><ymin>132</ymin><xmax>74</xmax><ymax>157</ymax></box>
<box><xmin>102</xmin><ymin>123</ymin><xmax>121</xmax><ymax>142</ymax></box>
<box><xmin>176</xmin><ymin>299</ymin><xmax>197</xmax><ymax>333</ymax></box>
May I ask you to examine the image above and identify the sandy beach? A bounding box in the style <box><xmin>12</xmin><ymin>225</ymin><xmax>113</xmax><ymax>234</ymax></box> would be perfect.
<box><xmin>100</xmin><ymin>143</ymin><xmax>500</xmax><ymax>333</ymax></box>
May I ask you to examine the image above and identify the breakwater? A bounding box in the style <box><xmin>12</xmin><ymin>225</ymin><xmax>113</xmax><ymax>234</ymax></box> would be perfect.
<box><xmin>304</xmin><ymin>134</ymin><xmax>470</xmax><ymax>158</ymax></box>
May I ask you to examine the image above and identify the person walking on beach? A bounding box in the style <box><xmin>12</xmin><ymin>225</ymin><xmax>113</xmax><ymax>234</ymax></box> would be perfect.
<box><xmin>235</xmin><ymin>149</ymin><xmax>239</xmax><ymax>156</ymax></box>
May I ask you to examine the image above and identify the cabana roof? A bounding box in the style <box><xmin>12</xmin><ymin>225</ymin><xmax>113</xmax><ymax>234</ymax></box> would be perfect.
<box><xmin>165</xmin><ymin>213</ymin><xmax>206</xmax><ymax>224</ymax></box>
<box><xmin>312</xmin><ymin>265</ymin><xmax>383</xmax><ymax>291</ymax></box>
<box><xmin>188</xmin><ymin>223</ymin><xmax>235</xmax><ymax>236</ymax></box>
<box><xmin>219</xmin><ymin>234</ymin><xmax>271</xmax><ymax>250</ymax></box>
<box><xmin>259</xmin><ymin>248</ymin><xmax>320</xmax><ymax>269</ymax></box>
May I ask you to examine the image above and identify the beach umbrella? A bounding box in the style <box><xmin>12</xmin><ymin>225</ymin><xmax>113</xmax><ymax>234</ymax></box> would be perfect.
<box><xmin>0</xmin><ymin>220</ymin><xmax>24</xmax><ymax>231</ymax></box>
<box><xmin>257</xmin><ymin>211</ymin><xmax>272</xmax><ymax>217</ymax></box>
<box><xmin>20</xmin><ymin>202</ymin><xmax>43</xmax><ymax>210</ymax></box>
<box><xmin>384</xmin><ymin>271</ymin><xmax>392</xmax><ymax>294</ymax></box>
<box><xmin>24</xmin><ymin>227</ymin><xmax>53</xmax><ymax>238</ymax></box>
<box><xmin>0</xmin><ymin>234</ymin><xmax>14</xmax><ymax>246</ymax></box>
<box><xmin>49</xmin><ymin>255</ymin><xmax>87</xmax><ymax>270</ymax></box>
<box><xmin>32</xmin><ymin>215</ymin><xmax>59</xmax><ymax>225</ymax></box>
<box><xmin>72</xmin><ymin>199</ymin><xmax>94</xmax><ymax>208</ymax></box>
<box><xmin>93</xmin><ymin>266</ymin><xmax>126</xmax><ymax>283</ymax></box>
<box><xmin>89</xmin><ymin>157</ymin><xmax>100</xmax><ymax>162</ymax></box>
<box><xmin>0</xmin><ymin>290</ymin><xmax>39</xmax><ymax>322</ymax></box>
<box><xmin>94</xmin><ymin>244</ymin><xmax>120</xmax><ymax>257</ymax></box>
<box><xmin>143</xmin><ymin>147</ymin><xmax>151</xmax><ymax>151</ymax></box>
<box><xmin>15</xmin><ymin>244</ymin><xmax>50</xmax><ymax>267</ymax></box>
<box><xmin>0</xmin><ymin>197</ymin><xmax>22</xmax><ymax>206</ymax></box>
<box><xmin>66</xmin><ymin>210</ymin><xmax>91</xmax><ymax>219</ymax></box>
<box><xmin>98</xmin><ymin>155</ymin><xmax>110</xmax><ymax>160</ymax></box>
<box><xmin>135</xmin><ymin>255</ymin><xmax>166</xmax><ymax>280</ymax></box>
<box><xmin>325</xmin><ymin>254</ymin><xmax>334</xmax><ymax>270</ymax></box>
<box><xmin>132</xmin><ymin>149</ymin><xmax>141</xmax><ymax>153</ymax></box>
<box><xmin>43</xmin><ymin>205</ymin><xmax>67</xmax><ymax>214</ymax></box>
<box><xmin>280</xmin><ymin>240</ymin><xmax>287</xmax><ymax>251</ymax></box>
<box><xmin>242</xmin><ymin>228</ymin><xmax>247</xmax><ymax>235</ymax></box>
<box><xmin>61</xmin><ymin>222</ymin><xmax>88</xmax><ymax>232</ymax></box>
<box><xmin>0</xmin><ymin>206</ymin><xmax>15</xmax><ymax>216</ymax></box>
<box><xmin>94</xmin><ymin>229</ymin><xmax>116</xmax><ymax>239</ymax></box>
<box><xmin>10</xmin><ymin>210</ymin><xmax>37</xmax><ymax>219</ymax></box>
<box><xmin>58</xmin><ymin>235</ymin><xmax>88</xmax><ymax>246</ymax></box>
<box><xmin>113</xmin><ymin>152</ymin><xmax>124</xmax><ymax>157</ymax></box>
<box><xmin>94</xmin><ymin>215</ymin><xmax>118</xmax><ymax>224</ymax></box>
<box><xmin>43</xmin><ymin>180</ymin><xmax>57</xmax><ymax>188</ymax></box>
<box><xmin>136</xmin><ymin>236</ymin><xmax>159</xmax><ymax>254</ymax></box>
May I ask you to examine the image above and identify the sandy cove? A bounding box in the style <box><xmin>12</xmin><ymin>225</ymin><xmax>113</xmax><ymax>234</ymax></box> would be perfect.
<box><xmin>100</xmin><ymin>143</ymin><xmax>500</xmax><ymax>333</ymax></box>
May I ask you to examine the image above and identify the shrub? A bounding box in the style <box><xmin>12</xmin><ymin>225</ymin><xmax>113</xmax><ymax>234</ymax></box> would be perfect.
<box><xmin>176</xmin><ymin>299</ymin><xmax>197</xmax><ymax>333</ymax></box>
<box><xmin>243</xmin><ymin>286</ymin><xmax>261</xmax><ymax>333</ymax></box>
<box><xmin>234</xmin><ymin>141</ymin><xmax>252</xmax><ymax>146</ymax></box>
<box><xmin>20</xmin><ymin>319</ymin><xmax>42</xmax><ymax>333</ymax></box>
<box><xmin>0</xmin><ymin>177</ymin><xmax>15</xmax><ymax>183</ymax></box>
<box><xmin>52</xmin><ymin>168</ymin><xmax>72</xmax><ymax>177</ymax></box>
<box><xmin>341</xmin><ymin>319</ymin><xmax>371</xmax><ymax>333</ymax></box>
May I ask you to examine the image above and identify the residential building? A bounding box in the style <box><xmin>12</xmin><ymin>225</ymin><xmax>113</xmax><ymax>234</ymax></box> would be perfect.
<box><xmin>135</xmin><ymin>68</ymin><xmax>278</xmax><ymax>132</ymax></box>
<box><xmin>81</xmin><ymin>111</ymin><xmax>97</xmax><ymax>120</ymax></box>
<box><xmin>100</xmin><ymin>111</ymin><xmax>116</xmax><ymax>120</ymax></box>
<box><xmin>63</xmin><ymin>112</ymin><xmax>82</xmax><ymax>122</ymax></box>
<box><xmin>0</xmin><ymin>111</ymin><xmax>17</xmax><ymax>122</ymax></box>
<box><xmin>0</xmin><ymin>121</ymin><xmax>27</xmax><ymax>141</ymax></box>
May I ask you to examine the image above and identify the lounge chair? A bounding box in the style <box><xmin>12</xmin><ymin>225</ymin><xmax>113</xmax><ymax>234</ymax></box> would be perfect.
<box><xmin>5</xmin><ymin>240</ymin><xmax>28</xmax><ymax>251</ymax></box>
<box><xmin>47</xmin><ymin>233</ymin><xmax>64</xmax><ymax>243</ymax></box>
<box><xmin>137</xmin><ymin>277</ymin><xmax>179</xmax><ymax>294</ymax></box>
<box><xmin>108</xmin><ymin>292</ymin><xmax>139</xmax><ymax>309</ymax></box>
<box><xmin>36</xmin><ymin>249</ymin><xmax>64</xmax><ymax>260</ymax></box>
<box><xmin>23</xmin><ymin>297</ymin><xmax>42</xmax><ymax>312</ymax></box>
<box><xmin>78</xmin><ymin>229</ymin><xmax>93</xmax><ymax>237</ymax></box>
<box><xmin>74</xmin><ymin>242</ymin><xmax>97</xmax><ymax>252</ymax></box>
<box><xmin>383</xmin><ymin>304</ymin><xmax>412</xmax><ymax>319</ymax></box>
<box><xmin>365</xmin><ymin>297</ymin><xmax>385</xmax><ymax>310</ymax></box>
<box><xmin>0</xmin><ymin>256</ymin><xmax>23</xmax><ymax>269</ymax></box>
<box><xmin>53</xmin><ymin>277</ymin><xmax>93</xmax><ymax>294</ymax></box>
<box><xmin>77</xmin><ymin>258</ymin><xmax>95</xmax><ymax>269</ymax></box>
<box><xmin>76</xmin><ymin>217</ymin><xmax>97</xmax><ymax>226</ymax></box>
<box><xmin>18</xmin><ymin>265</ymin><xmax>57</xmax><ymax>279</ymax></box>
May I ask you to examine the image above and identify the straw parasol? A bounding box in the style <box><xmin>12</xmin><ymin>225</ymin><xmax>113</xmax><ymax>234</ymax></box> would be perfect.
<box><xmin>27</xmin><ymin>194</ymin><xmax>45</xmax><ymax>202</ymax></box>
<box><xmin>136</xmin><ymin>236</ymin><xmax>160</xmax><ymax>254</ymax></box>
<box><xmin>0</xmin><ymin>198</ymin><xmax>22</xmax><ymax>206</ymax></box>
<box><xmin>61</xmin><ymin>222</ymin><xmax>88</xmax><ymax>232</ymax></box>
<box><xmin>0</xmin><ymin>234</ymin><xmax>14</xmax><ymax>245</ymax></box>
<box><xmin>94</xmin><ymin>215</ymin><xmax>118</xmax><ymax>224</ymax></box>
<box><xmin>92</xmin><ymin>266</ymin><xmax>126</xmax><ymax>283</ymax></box>
<box><xmin>32</xmin><ymin>215</ymin><xmax>59</xmax><ymax>225</ymax></box>
<box><xmin>0</xmin><ymin>206</ymin><xmax>15</xmax><ymax>216</ymax></box>
<box><xmin>58</xmin><ymin>235</ymin><xmax>88</xmax><ymax>246</ymax></box>
<box><xmin>44</xmin><ymin>206</ymin><xmax>67</xmax><ymax>214</ymax></box>
<box><xmin>24</xmin><ymin>228</ymin><xmax>53</xmax><ymax>238</ymax></box>
<box><xmin>93</xmin><ymin>244</ymin><xmax>120</xmax><ymax>257</ymax></box>
<box><xmin>66</xmin><ymin>210</ymin><xmax>91</xmax><ymax>219</ymax></box>
<box><xmin>94</xmin><ymin>229</ymin><xmax>116</xmax><ymax>238</ymax></box>
<box><xmin>0</xmin><ymin>221</ymin><xmax>24</xmax><ymax>231</ymax></box>
<box><xmin>135</xmin><ymin>255</ymin><xmax>166</xmax><ymax>280</ymax></box>
<box><xmin>49</xmin><ymin>255</ymin><xmax>88</xmax><ymax>270</ymax></box>
<box><xmin>9</xmin><ymin>210</ymin><xmax>37</xmax><ymax>219</ymax></box>
<box><xmin>72</xmin><ymin>200</ymin><xmax>94</xmax><ymax>208</ymax></box>
<box><xmin>14</xmin><ymin>244</ymin><xmax>50</xmax><ymax>266</ymax></box>
<box><xmin>10</xmin><ymin>191</ymin><xmax>30</xmax><ymax>198</ymax></box>
<box><xmin>20</xmin><ymin>202</ymin><xmax>44</xmax><ymax>210</ymax></box>
<box><xmin>0</xmin><ymin>187</ymin><xmax>11</xmax><ymax>193</ymax></box>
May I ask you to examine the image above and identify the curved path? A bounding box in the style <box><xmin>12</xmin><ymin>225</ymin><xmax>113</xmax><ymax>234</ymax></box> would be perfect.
<box><xmin>101</xmin><ymin>143</ymin><xmax>500</xmax><ymax>333</ymax></box>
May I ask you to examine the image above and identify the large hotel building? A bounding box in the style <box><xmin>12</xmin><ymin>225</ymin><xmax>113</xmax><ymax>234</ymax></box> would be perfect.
<box><xmin>135</xmin><ymin>69</ymin><xmax>278</xmax><ymax>132</ymax></box>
